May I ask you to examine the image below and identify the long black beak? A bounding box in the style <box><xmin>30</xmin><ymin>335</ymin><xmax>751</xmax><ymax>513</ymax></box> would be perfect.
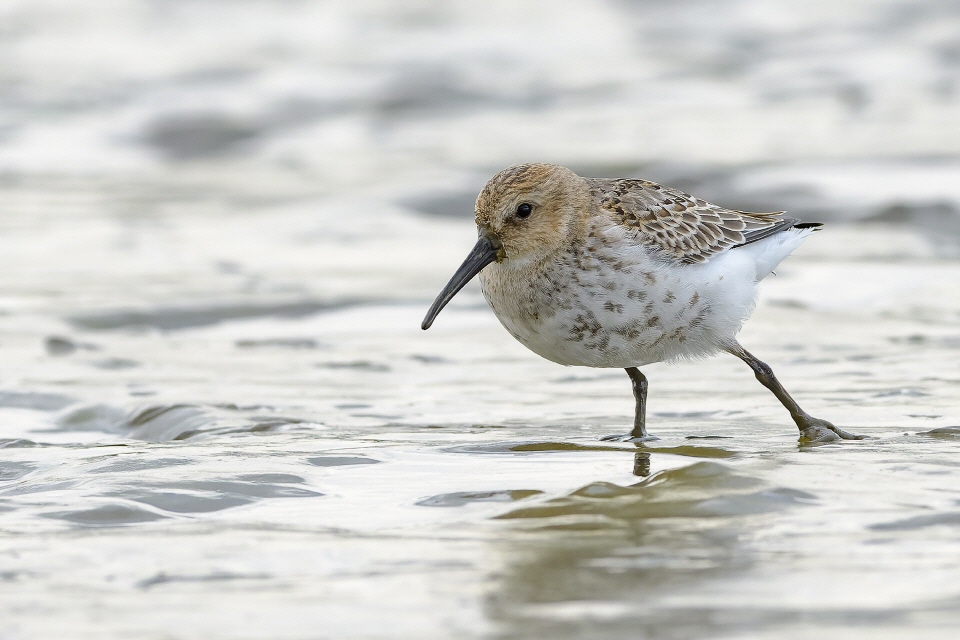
<box><xmin>421</xmin><ymin>232</ymin><xmax>501</xmax><ymax>330</ymax></box>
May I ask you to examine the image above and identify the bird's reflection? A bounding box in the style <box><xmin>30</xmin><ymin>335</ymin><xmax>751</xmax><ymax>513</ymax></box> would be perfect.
<box><xmin>632</xmin><ymin>450</ymin><xmax>651</xmax><ymax>477</ymax></box>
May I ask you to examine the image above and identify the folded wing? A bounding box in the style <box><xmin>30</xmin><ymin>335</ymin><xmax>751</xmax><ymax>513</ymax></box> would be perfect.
<box><xmin>587</xmin><ymin>178</ymin><xmax>798</xmax><ymax>264</ymax></box>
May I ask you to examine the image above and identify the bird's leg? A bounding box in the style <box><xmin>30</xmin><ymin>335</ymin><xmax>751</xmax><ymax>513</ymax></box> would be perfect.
<box><xmin>601</xmin><ymin>367</ymin><xmax>658</xmax><ymax>442</ymax></box>
<box><xmin>626</xmin><ymin>367</ymin><xmax>648</xmax><ymax>439</ymax></box>
<box><xmin>725</xmin><ymin>341</ymin><xmax>864</xmax><ymax>442</ymax></box>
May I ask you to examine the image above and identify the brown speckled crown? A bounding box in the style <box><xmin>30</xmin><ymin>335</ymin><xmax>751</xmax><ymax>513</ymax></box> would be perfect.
<box><xmin>475</xmin><ymin>163</ymin><xmax>573</xmax><ymax>223</ymax></box>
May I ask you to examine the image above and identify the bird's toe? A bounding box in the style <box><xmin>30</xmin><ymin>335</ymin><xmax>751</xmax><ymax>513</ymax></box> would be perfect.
<box><xmin>600</xmin><ymin>433</ymin><xmax>660</xmax><ymax>443</ymax></box>
<box><xmin>798</xmin><ymin>417</ymin><xmax>867</xmax><ymax>442</ymax></box>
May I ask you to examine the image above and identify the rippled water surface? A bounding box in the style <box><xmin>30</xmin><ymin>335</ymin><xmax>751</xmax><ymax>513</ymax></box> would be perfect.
<box><xmin>2</xmin><ymin>1</ymin><xmax>960</xmax><ymax>638</ymax></box>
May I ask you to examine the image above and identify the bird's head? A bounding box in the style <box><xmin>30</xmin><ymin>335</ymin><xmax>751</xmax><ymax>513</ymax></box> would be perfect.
<box><xmin>422</xmin><ymin>163</ymin><xmax>588</xmax><ymax>329</ymax></box>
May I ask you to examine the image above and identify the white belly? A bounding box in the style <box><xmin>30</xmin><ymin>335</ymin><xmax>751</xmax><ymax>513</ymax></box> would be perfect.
<box><xmin>479</xmin><ymin>247</ymin><xmax>759</xmax><ymax>368</ymax></box>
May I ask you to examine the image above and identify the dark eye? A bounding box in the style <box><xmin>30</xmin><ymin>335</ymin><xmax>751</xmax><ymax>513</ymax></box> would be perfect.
<box><xmin>516</xmin><ymin>203</ymin><xmax>533</xmax><ymax>219</ymax></box>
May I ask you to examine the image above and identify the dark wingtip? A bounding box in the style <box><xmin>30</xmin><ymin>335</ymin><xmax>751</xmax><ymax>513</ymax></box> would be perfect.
<box><xmin>740</xmin><ymin>219</ymin><xmax>823</xmax><ymax>247</ymax></box>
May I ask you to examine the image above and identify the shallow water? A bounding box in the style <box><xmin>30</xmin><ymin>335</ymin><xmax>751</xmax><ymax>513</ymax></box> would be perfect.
<box><xmin>2</xmin><ymin>1</ymin><xmax>960</xmax><ymax>638</ymax></box>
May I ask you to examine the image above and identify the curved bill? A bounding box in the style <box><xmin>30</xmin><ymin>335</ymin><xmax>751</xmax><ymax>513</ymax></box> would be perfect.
<box><xmin>421</xmin><ymin>234</ymin><xmax>500</xmax><ymax>330</ymax></box>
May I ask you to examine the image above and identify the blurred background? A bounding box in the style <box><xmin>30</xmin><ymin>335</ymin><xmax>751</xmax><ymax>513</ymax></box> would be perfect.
<box><xmin>2</xmin><ymin>0</ymin><xmax>960</xmax><ymax>320</ymax></box>
<box><xmin>3</xmin><ymin>2</ymin><xmax>960</xmax><ymax>638</ymax></box>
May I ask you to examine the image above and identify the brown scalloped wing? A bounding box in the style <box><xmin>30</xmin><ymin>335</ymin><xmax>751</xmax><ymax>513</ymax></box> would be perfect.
<box><xmin>587</xmin><ymin>178</ymin><xmax>786</xmax><ymax>264</ymax></box>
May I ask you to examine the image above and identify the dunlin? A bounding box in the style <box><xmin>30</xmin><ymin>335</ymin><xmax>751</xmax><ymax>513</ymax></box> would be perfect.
<box><xmin>422</xmin><ymin>163</ymin><xmax>862</xmax><ymax>443</ymax></box>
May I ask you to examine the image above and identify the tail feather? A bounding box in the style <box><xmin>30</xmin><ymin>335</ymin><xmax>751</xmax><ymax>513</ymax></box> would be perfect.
<box><xmin>736</xmin><ymin>221</ymin><xmax>822</xmax><ymax>281</ymax></box>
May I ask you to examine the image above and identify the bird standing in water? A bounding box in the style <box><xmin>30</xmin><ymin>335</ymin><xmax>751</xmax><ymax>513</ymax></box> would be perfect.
<box><xmin>422</xmin><ymin>163</ymin><xmax>861</xmax><ymax>443</ymax></box>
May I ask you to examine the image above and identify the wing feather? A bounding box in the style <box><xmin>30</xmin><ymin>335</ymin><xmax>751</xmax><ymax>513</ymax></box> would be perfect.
<box><xmin>587</xmin><ymin>177</ymin><xmax>794</xmax><ymax>263</ymax></box>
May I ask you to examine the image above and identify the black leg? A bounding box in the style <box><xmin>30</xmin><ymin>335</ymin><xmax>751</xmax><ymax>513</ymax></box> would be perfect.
<box><xmin>725</xmin><ymin>341</ymin><xmax>864</xmax><ymax>442</ymax></box>
<box><xmin>625</xmin><ymin>367</ymin><xmax>648</xmax><ymax>439</ymax></box>
<box><xmin>600</xmin><ymin>367</ymin><xmax>657</xmax><ymax>442</ymax></box>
